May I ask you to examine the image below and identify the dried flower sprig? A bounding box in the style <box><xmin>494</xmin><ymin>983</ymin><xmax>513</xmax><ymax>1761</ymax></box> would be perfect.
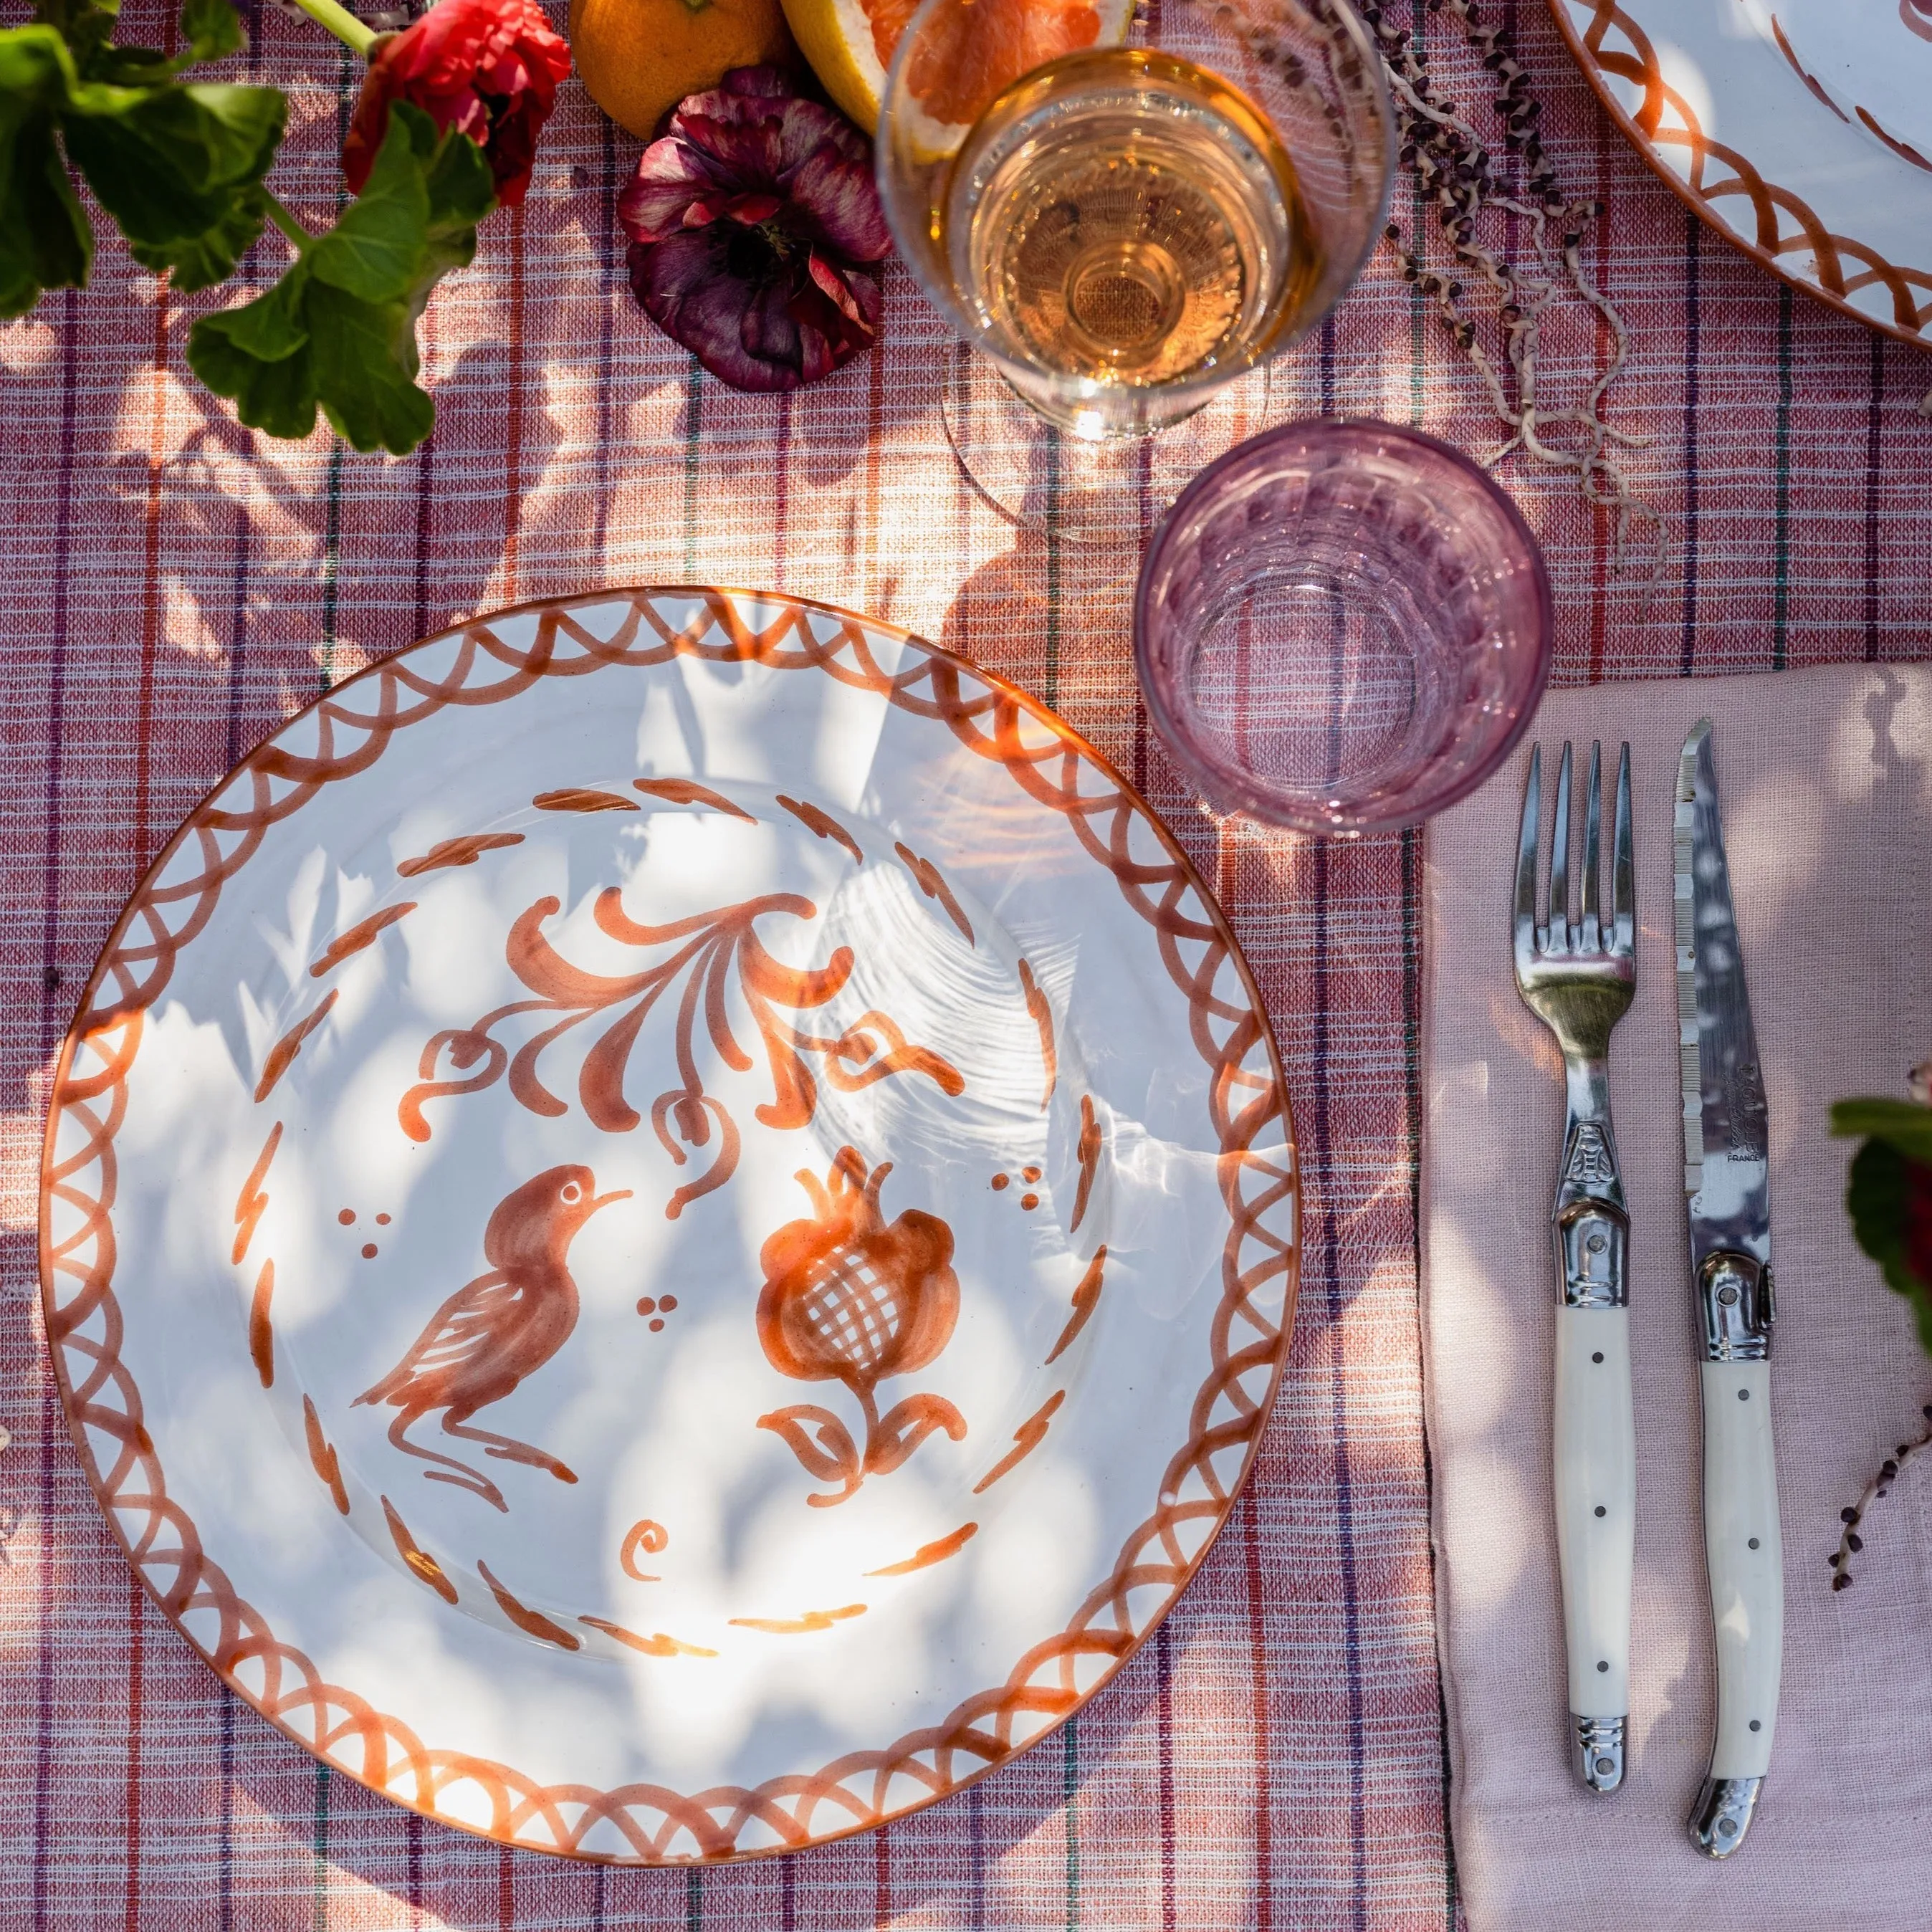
<box><xmin>1830</xmin><ymin>1402</ymin><xmax>1932</xmax><ymax>1592</ymax></box>
<box><xmin>1361</xmin><ymin>0</ymin><xmax>1662</xmax><ymax>569</ymax></box>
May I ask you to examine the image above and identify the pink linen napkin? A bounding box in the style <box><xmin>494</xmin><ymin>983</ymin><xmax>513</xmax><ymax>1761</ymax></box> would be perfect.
<box><xmin>1422</xmin><ymin>666</ymin><xmax>1932</xmax><ymax>1929</ymax></box>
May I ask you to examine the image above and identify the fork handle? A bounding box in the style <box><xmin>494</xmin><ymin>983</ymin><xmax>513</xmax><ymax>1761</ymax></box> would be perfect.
<box><xmin>1552</xmin><ymin>1300</ymin><xmax>1635</xmax><ymax>1794</ymax></box>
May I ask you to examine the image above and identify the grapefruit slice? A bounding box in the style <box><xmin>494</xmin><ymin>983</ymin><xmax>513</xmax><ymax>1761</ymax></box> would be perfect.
<box><xmin>783</xmin><ymin>0</ymin><xmax>1131</xmax><ymax>135</ymax></box>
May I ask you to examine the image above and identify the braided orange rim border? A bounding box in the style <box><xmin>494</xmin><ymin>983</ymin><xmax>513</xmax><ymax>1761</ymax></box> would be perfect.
<box><xmin>1546</xmin><ymin>0</ymin><xmax>1932</xmax><ymax>345</ymax></box>
<box><xmin>37</xmin><ymin>587</ymin><xmax>1301</xmax><ymax>1865</ymax></box>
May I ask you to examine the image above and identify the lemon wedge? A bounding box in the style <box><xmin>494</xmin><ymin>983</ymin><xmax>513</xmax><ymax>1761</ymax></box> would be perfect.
<box><xmin>782</xmin><ymin>0</ymin><xmax>891</xmax><ymax>131</ymax></box>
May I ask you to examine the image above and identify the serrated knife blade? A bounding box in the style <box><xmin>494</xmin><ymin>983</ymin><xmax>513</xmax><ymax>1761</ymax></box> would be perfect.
<box><xmin>1677</xmin><ymin>722</ymin><xmax>1771</xmax><ymax>1274</ymax></box>
<box><xmin>1674</xmin><ymin>719</ymin><xmax>1782</xmax><ymax>1860</ymax></box>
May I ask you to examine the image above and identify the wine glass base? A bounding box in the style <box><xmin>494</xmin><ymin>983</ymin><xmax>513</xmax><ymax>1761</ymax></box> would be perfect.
<box><xmin>940</xmin><ymin>350</ymin><xmax>1280</xmax><ymax>547</ymax></box>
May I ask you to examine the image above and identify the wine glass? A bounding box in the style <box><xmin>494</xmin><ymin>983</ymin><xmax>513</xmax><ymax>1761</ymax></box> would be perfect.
<box><xmin>875</xmin><ymin>0</ymin><xmax>1396</xmax><ymax>539</ymax></box>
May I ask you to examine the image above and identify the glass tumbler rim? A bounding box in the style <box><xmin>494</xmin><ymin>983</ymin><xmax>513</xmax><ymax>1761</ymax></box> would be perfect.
<box><xmin>1132</xmin><ymin>416</ymin><xmax>1555</xmax><ymax>837</ymax></box>
<box><xmin>873</xmin><ymin>0</ymin><xmax>1397</xmax><ymax>421</ymax></box>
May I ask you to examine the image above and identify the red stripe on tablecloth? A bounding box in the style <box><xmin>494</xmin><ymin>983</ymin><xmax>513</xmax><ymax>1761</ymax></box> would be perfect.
<box><xmin>502</xmin><ymin>208</ymin><xmax>526</xmax><ymax>603</ymax></box>
<box><xmin>862</xmin><ymin>322</ymin><xmax>886</xmax><ymax>611</ymax></box>
<box><xmin>1157</xmin><ymin>1622</ymin><xmax>1177</xmax><ymax>1931</ymax></box>
<box><xmin>1587</xmin><ymin>97</ymin><xmax>1612</xmax><ymax>686</ymax></box>
<box><xmin>222</xmin><ymin>506</ymin><xmax>252</xmax><ymax>768</ymax></box>
<box><xmin>1243</xmin><ymin>1491</ymin><xmax>1274</xmax><ymax>1930</ymax></box>
<box><xmin>775</xmin><ymin>389</ymin><xmax>793</xmax><ymax>592</ymax></box>
<box><xmin>133</xmin><ymin>297</ymin><xmax>168</xmax><ymax>856</ymax></box>
<box><xmin>1678</xmin><ymin>213</ymin><xmax>1702</xmax><ymax>677</ymax></box>
<box><xmin>413</xmin><ymin>434</ymin><xmax>438</xmax><ymax>644</ymax></box>
<box><xmin>123</xmin><ymin>1571</ymin><xmax>145</xmax><ymax>1929</ymax></box>
<box><xmin>1862</xmin><ymin>334</ymin><xmax>1885</xmax><ymax>662</ymax></box>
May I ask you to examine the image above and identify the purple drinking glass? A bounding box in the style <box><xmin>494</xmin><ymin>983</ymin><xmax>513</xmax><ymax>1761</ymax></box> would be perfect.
<box><xmin>1134</xmin><ymin>419</ymin><xmax>1553</xmax><ymax>836</ymax></box>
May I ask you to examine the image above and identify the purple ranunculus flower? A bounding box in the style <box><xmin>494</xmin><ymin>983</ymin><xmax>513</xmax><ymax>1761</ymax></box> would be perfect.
<box><xmin>618</xmin><ymin>67</ymin><xmax>892</xmax><ymax>393</ymax></box>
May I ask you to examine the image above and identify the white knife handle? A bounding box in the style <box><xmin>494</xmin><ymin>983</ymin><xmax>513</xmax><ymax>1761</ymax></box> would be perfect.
<box><xmin>1552</xmin><ymin>1303</ymin><xmax>1635</xmax><ymax>1793</ymax></box>
<box><xmin>1690</xmin><ymin>1356</ymin><xmax>1782</xmax><ymax>1856</ymax></box>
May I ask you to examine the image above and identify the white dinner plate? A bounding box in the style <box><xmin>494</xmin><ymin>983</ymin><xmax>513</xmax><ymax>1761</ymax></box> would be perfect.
<box><xmin>1549</xmin><ymin>0</ymin><xmax>1932</xmax><ymax>344</ymax></box>
<box><xmin>40</xmin><ymin>588</ymin><xmax>1298</xmax><ymax>1862</ymax></box>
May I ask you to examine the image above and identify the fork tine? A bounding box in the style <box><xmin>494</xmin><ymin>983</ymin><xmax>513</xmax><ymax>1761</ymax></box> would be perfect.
<box><xmin>1580</xmin><ymin>741</ymin><xmax>1602</xmax><ymax>947</ymax></box>
<box><xmin>1515</xmin><ymin>744</ymin><xmax>1541</xmax><ymax>959</ymax></box>
<box><xmin>1611</xmin><ymin>741</ymin><xmax>1634</xmax><ymax>955</ymax></box>
<box><xmin>1549</xmin><ymin>742</ymin><xmax>1572</xmax><ymax>952</ymax></box>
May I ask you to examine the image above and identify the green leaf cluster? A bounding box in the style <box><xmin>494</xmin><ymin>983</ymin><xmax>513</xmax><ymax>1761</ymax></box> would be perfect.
<box><xmin>1</xmin><ymin>0</ymin><xmax>497</xmax><ymax>455</ymax></box>
<box><xmin>1</xmin><ymin>0</ymin><xmax>279</xmax><ymax>311</ymax></box>
<box><xmin>191</xmin><ymin>103</ymin><xmax>493</xmax><ymax>453</ymax></box>
<box><xmin>1830</xmin><ymin>1096</ymin><xmax>1932</xmax><ymax>1355</ymax></box>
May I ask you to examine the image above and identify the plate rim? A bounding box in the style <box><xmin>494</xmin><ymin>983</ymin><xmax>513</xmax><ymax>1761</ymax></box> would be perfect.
<box><xmin>37</xmin><ymin>585</ymin><xmax>1301</xmax><ymax>1865</ymax></box>
<box><xmin>1546</xmin><ymin>0</ymin><xmax>1932</xmax><ymax>346</ymax></box>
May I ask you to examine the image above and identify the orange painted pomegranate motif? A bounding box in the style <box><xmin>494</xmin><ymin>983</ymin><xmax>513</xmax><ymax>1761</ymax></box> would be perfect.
<box><xmin>756</xmin><ymin>1149</ymin><xmax>965</xmax><ymax>1506</ymax></box>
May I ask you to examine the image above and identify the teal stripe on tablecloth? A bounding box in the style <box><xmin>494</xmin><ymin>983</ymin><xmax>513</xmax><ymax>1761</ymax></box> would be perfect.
<box><xmin>311</xmin><ymin>1762</ymin><xmax>331</xmax><ymax>1932</ymax></box>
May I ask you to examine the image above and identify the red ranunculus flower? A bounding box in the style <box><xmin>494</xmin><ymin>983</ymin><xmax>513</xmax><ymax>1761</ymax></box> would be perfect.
<box><xmin>343</xmin><ymin>0</ymin><xmax>573</xmax><ymax>210</ymax></box>
<box><xmin>618</xmin><ymin>66</ymin><xmax>891</xmax><ymax>393</ymax></box>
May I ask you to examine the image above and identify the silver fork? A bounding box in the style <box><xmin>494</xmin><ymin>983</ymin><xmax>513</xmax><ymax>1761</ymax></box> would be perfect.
<box><xmin>1513</xmin><ymin>741</ymin><xmax>1637</xmax><ymax>1796</ymax></box>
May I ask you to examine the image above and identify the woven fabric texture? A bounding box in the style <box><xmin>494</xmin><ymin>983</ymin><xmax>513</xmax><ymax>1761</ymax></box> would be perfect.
<box><xmin>1</xmin><ymin>0</ymin><xmax>1929</xmax><ymax>1924</ymax></box>
<box><xmin>1425</xmin><ymin>668</ymin><xmax>1932</xmax><ymax>1930</ymax></box>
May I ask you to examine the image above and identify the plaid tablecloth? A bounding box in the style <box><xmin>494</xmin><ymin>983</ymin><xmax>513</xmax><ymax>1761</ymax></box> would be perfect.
<box><xmin>3</xmin><ymin>1</ymin><xmax>1929</xmax><ymax>1925</ymax></box>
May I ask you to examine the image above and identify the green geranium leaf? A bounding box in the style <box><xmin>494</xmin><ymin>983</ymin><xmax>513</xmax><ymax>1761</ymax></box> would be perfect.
<box><xmin>127</xmin><ymin>178</ymin><xmax>263</xmax><ymax>291</ymax></box>
<box><xmin>64</xmin><ymin>81</ymin><xmax>284</xmax><ymax>245</ymax></box>
<box><xmin>0</xmin><ymin>17</ymin><xmax>282</xmax><ymax>313</ymax></box>
<box><xmin>86</xmin><ymin>44</ymin><xmax>176</xmax><ymax>82</ymax></box>
<box><xmin>0</xmin><ymin>21</ymin><xmax>82</xmax><ymax>107</ymax></box>
<box><xmin>1844</xmin><ymin>1137</ymin><xmax>1932</xmax><ymax>1355</ymax></box>
<box><xmin>308</xmin><ymin>104</ymin><xmax>432</xmax><ymax>305</ymax></box>
<box><xmin>422</xmin><ymin>104</ymin><xmax>495</xmax><ymax>241</ymax></box>
<box><xmin>30</xmin><ymin>0</ymin><xmax>121</xmax><ymax>72</ymax></box>
<box><xmin>178</xmin><ymin>0</ymin><xmax>244</xmax><ymax>64</ymax></box>
<box><xmin>187</xmin><ymin>266</ymin><xmax>315</xmax><ymax>436</ymax></box>
<box><xmin>0</xmin><ymin>111</ymin><xmax>92</xmax><ymax>313</ymax></box>
<box><xmin>39</xmin><ymin>0</ymin><xmax>241</xmax><ymax>77</ymax></box>
<box><xmin>188</xmin><ymin>298</ymin><xmax>320</xmax><ymax>439</ymax></box>
<box><xmin>212</xmin><ymin>259</ymin><xmax>308</xmax><ymax>358</ymax></box>
<box><xmin>191</xmin><ymin>111</ymin><xmax>494</xmax><ymax>455</ymax></box>
<box><xmin>307</xmin><ymin>279</ymin><xmax>435</xmax><ymax>453</ymax></box>
<box><xmin>0</xmin><ymin>28</ymin><xmax>95</xmax><ymax>312</ymax></box>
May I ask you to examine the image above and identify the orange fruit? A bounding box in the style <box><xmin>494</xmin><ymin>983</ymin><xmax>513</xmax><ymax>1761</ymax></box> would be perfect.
<box><xmin>570</xmin><ymin>0</ymin><xmax>799</xmax><ymax>140</ymax></box>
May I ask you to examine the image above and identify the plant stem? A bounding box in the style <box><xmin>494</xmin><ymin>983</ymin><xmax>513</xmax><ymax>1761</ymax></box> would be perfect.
<box><xmin>289</xmin><ymin>0</ymin><xmax>378</xmax><ymax>57</ymax></box>
<box><xmin>1830</xmin><ymin>1401</ymin><xmax>1932</xmax><ymax>1589</ymax></box>
<box><xmin>263</xmin><ymin>194</ymin><xmax>315</xmax><ymax>252</ymax></box>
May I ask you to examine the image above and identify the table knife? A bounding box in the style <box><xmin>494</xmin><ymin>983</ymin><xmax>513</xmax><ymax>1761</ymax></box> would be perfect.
<box><xmin>1676</xmin><ymin>719</ymin><xmax>1783</xmax><ymax>1859</ymax></box>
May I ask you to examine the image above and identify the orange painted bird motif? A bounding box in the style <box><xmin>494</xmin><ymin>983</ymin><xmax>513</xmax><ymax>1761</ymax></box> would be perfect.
<box><xmin>355</xmin><ymin>1165</ymin><xmax>628</xmax><ymax>1512</ymax></box>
